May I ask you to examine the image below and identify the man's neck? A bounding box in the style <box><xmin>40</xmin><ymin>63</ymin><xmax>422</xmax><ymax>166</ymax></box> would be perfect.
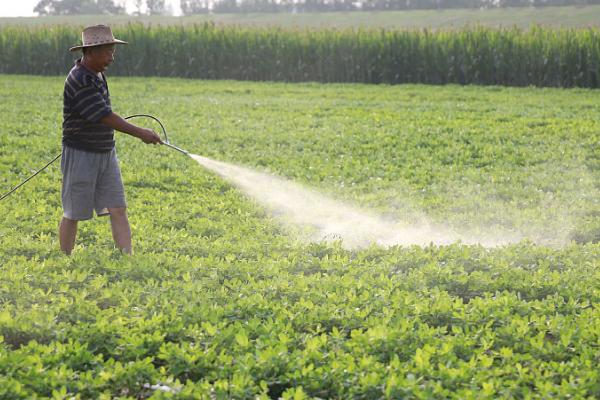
<box><xmin>80</xmin><ymin>57</ymin><xmax>103</xmax><ymax>78</ymax></box>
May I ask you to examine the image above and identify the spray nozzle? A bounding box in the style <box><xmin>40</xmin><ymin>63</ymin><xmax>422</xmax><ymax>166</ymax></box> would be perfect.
<box><xmin>162</xmin><ymin>141</ymin><xmax>189</xmax><ymax>156</ymax></box>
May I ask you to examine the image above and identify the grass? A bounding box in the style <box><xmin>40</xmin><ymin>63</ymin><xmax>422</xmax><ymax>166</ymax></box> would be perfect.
<box><xmin>1</xmin><ymin>75</ymin><xmax>600</xmax><ymax>397</ymax></box>
<box><xmin>2</xmin><ymin>5</ymin><xmax>600</xmax><ymax>29</ymax></box>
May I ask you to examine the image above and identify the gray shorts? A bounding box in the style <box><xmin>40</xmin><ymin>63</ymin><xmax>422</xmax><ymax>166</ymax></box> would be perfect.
<box><xmin>61</xmin><ymin>146</ymin><xmax>126</xmax><ymax>221</ymax></box>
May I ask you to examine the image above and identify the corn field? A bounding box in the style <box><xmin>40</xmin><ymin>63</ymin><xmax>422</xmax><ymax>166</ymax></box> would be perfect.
<box><xmin>0</xmin><ymin>23</ymin><xmax>599</xmax><ymax>87</ymax></box>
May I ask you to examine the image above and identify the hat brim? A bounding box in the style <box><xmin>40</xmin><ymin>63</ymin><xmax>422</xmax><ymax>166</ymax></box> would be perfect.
<box><xmin>69</xmin><ymin>39</ymin><xmax>128</xmax><ymax>52</ymax></box>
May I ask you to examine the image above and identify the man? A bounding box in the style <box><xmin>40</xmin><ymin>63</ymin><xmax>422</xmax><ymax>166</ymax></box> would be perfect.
<box><xmin>59</xmin><ymin>25</ymin><xmax>161</xmax><ymax>255</ymax></box>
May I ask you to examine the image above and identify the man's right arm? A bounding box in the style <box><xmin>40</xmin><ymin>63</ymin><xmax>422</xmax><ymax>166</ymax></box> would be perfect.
<box><xmin>100</xmin><ymin>112</ymin><xmax>162</xmax><ymax>144</ymax></box>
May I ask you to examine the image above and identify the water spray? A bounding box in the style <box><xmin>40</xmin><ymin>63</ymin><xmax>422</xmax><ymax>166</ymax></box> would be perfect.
<box><xmin>1</xmin><ymin>115</ymin><xmax>526</xmax><ymax>248</ymax></box>
<box><xmin>0</xmin><ymin>114</ymin><xmax>189</xmax><ymax>202</ymax></box>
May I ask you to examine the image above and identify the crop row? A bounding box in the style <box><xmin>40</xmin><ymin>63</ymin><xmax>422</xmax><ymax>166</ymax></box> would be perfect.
<box><xmin>0</xmin><ymin>24</ymin><xmax>599</xmax><ymax>87</ymax></box>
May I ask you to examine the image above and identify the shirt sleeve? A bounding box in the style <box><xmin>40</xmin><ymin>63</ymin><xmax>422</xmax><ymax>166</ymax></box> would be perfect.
<box><xmin>71</xmin><ymin>81</ymin><xmax>112</xmax><ymax>123</ymax></box>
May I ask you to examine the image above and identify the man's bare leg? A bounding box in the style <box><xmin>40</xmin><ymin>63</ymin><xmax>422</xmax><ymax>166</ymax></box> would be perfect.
<box><xmin>59</xmin><ymin>217</ymin><xmax>78</xmax><ymax>255</ymax></box>
<box><xmin>108</xmin><ymin>207</ymin><xmax>132</xmax><ymax>254</ymax></box>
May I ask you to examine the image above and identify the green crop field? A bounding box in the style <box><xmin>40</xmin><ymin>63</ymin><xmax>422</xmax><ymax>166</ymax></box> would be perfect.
<box><xmin>3</xmin><ymin>5</ymin><xmax>600</xmax><ymax>29</ymax></box>
<box><xmin>1</xmin><ymin>74</ymin><xmax>600</xmax><ymax>398</ymax></box>
<box><xmin>4</xmin><ymin>24</ymin><xmax>600</xmax><ymax>88</ymax></box>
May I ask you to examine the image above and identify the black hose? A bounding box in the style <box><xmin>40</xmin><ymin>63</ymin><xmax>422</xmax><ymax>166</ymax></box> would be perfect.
<box><xmin>0</xmin><ymin>114</ymin><xmax>168</xmax><ymax>202</ymax></box>
<box><xmin>124</xmin><ymin>114</ymin><xmax>168</xmax><ymax>142</ymax></box>
<box><xmin>0</xmin><ymin>153</ymin><xmax>61</xmax><ymax>202</ymax></box>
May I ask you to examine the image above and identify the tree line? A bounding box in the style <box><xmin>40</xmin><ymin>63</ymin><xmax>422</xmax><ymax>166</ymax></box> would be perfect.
<box><xmin>34</xmin><ymin>0</ymin><xmax>600</xmax><ymax>15</ymax></box>
<box><xmin>34</xmin><ymin>0</ymin><xmax>168</xmax><ymax>15</ymax></box>
<box><xmin>200</xmin><ymin>0</ymin><xmax>600</xmax><ymax>14</ymax></box>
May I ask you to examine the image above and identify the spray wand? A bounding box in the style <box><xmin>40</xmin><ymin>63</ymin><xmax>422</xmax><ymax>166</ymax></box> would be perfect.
<box><xmin>126</xmin><ymin>114</ymin><xmax>189</xmax><ymax>156</ymax></box>
<box><xmin>0</xmin><ymin>114</ymin><xmax>188</xmax><ymax>202</ymax></box>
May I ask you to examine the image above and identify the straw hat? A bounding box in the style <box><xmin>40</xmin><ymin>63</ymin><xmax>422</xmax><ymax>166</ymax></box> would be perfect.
<box><xmin>69</xmin><ymin>25</ymin><xmax>128</xmax><ymax>52</ymax></box>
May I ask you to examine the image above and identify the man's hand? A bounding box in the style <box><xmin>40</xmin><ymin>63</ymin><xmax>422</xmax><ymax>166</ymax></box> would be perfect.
<box><xmin>138</xmin><ymin>128</ymin><xmax>161</xmax><ymax>144</ymax></box>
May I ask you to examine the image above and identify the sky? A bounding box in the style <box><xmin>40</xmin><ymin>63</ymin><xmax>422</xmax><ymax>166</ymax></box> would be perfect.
<box><xmin>0</xmin><ymin>0</ymin><xmax>182</xmax><ymax>17</ymax></box>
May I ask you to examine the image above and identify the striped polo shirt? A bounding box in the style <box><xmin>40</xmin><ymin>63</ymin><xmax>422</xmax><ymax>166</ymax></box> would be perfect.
<box><xmin>62</xmin><ymin>59</ymin><xmax>114</xmax><ymax>152</ymax></box>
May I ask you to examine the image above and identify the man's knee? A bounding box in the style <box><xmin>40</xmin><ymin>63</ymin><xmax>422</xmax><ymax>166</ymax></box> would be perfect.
<box><xmin>108</xmin><ymin>207</ymin><xmax>128</xmax><ymax>219</ymax></box>
<box><xmin>60</xmin><ymin>216</ymin><xmax>78</xmax><ymax>227</ymax></box>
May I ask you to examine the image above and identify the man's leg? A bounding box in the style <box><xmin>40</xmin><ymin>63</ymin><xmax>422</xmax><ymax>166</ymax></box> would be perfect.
<box><xmin>59</xmin><ymin>217</ymin><xmax>78</xmax><ymax>255</ymax></box>
<box><xmin>108</xmin><ymin>207</ymin><xmax>132</xmax><ymax>254</ymax></box>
